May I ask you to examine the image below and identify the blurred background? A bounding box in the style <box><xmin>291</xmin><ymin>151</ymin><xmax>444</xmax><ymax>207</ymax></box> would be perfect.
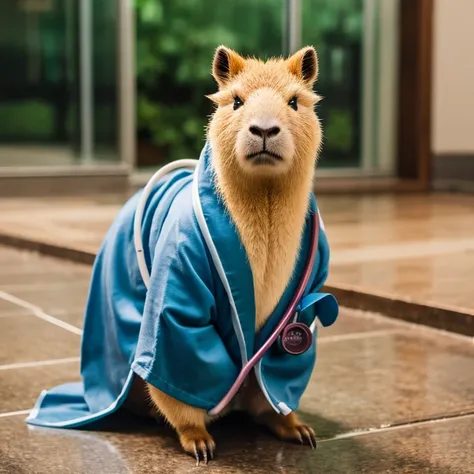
<box><xmin>3</xmin><ymin>0</ymin><xmax>467</xmax><ymax>194</ymax></box>
<box><xmin>0</xmin><ymin>0</ymin><xmax>472</xmax><ymax>314</ymax></box>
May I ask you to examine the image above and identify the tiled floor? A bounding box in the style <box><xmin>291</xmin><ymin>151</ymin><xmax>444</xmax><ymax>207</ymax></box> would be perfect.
<box><xmin>1</xmin><ymin>246</ymin><xmax>473</xmax><ymax>473</ymax></box>
<box><xmin>0</xmin><ymin>193</ymin><xmax>473</xmax><ymax>315</ymax></box>
<box><xmin>323</xmin><ymin>193</ymin><xmax>474</xmax><ymax>314</ymax></box>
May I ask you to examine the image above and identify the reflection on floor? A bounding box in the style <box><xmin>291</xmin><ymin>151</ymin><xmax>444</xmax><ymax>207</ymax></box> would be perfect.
<box><xmin>320</xmin><ymin>193</ymin><xmax>474</xmax><ymax>313</ymax></box>
<box><xmin>0</xmin><ymin>193</ymin><xmax>473</xmax><ymax>313</ymax></box>
<box><xmin>0</xmin><ymin>246</ymin><xmax>473</xmax><ymax>473</ymax></box>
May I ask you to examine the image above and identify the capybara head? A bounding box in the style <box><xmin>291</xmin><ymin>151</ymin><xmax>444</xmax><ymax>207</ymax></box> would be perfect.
<box><xmin>207</xmin><ymin>45</ymin><xmax>322</xmax><ymax>181</ymax></box>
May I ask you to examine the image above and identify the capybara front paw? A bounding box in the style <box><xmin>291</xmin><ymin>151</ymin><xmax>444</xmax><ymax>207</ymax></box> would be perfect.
<box><xmin>178</xmin><ymin>426</ymin><xmax>216</xmax><ymax>465</ymax></box>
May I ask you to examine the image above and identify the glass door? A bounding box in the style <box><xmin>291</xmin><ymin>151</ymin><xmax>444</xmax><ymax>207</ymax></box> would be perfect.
<box><xmin>0</xmin><ymin>0</ymin><xmax>121</xmax><ymax>168</ymax></box>
<box><xmin>0</xmin><ymin>0</ymin><xmax>78</xmax><ymax>166</ymax></box>
<box><xmin>301</xmin><ymin>0</ymin><xmax>399</xmax><ymax>174</ymax></box>
<box><xmin>302</xmin><ymin>0</ymin><xmax>364</xmax><ymax>169</ymax></box>
<box><xmin>134</xmin><ymin>0</ymin><xmax>399</xmax><ymax>175</ymax></box>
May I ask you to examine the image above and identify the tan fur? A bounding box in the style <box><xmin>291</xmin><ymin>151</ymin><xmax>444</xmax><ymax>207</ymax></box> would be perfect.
<box><xmin>208</xmin><ymin>46</ymin><xmax>321</xmax><ymax>327</ymax></box>
<box><xmin>145</xmin><ymin>45</ymin><xmax>323</xmax><ymax>460</ymax></box>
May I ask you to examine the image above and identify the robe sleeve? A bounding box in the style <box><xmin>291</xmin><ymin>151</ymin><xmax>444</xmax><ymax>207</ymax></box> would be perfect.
<box><xmin>131</xmin><ymin>212</ymin><xmax>240</xmax><ymax>411</ymax></box>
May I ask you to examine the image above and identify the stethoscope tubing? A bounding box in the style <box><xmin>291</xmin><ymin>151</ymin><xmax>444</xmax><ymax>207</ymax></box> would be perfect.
<box><xmin>208</xmin><ymin>211</ymin><xmax>319</xmax><ymax>415</ymax></box>
<box><xmin>133</xmin><ymin>159</ymin><xmax>199</xmax><ymax>289</ymax></box>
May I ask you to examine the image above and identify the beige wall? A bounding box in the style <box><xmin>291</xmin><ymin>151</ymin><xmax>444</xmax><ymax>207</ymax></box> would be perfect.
<box><xmin>432</xmin><ymin>0</ymin><xmax>474</xmax><ymax>154</ymax></box>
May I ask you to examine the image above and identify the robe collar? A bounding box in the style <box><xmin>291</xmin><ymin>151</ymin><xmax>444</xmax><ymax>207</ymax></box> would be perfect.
<box><xmin>192</xmin><ymin>142</ymin><xmax>318</xmax><ymax>365</ymax></box>
<box><xmin>192</xmin><ymin>142</ymin><xmax>255</xmax><ymax>364</ymax></box>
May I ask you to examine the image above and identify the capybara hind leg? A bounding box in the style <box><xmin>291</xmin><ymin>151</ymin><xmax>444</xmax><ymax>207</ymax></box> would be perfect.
<box><xmin>243</xmin><ymin>374</ymin><xmax>316</xmax><ymax>449</ymax></box>
<box><xmin>147</xmin><ymin>383</ymin><xmax>215</xmax><ymax>464</ymax></box>
<box><xmin>254</xmin><ymin>410</ymin><xmax>316</xmax><ymax>449</ymax></box>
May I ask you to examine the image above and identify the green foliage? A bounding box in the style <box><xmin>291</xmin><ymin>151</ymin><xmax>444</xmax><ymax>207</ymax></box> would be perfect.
<box><xmin>135</xmin><ymin>0</ymin><xmax>363</xmax><ymax>165</ymax></box>
<box><xmin>0</xmin><ymin>101</ymin><xmax>53</xmax><ymax>140</ymax></box>
<box><xmin>134</xmin><ymin>0</ymin><xmax>283</xmax><ymax>161</ymax></box>
<box><xmin>302</xmin><ymin>0</ymin><xmax>363</xmax><ymax>44</ymax></box>
<box><xmin>325</xmin><ymin>109</ymin><xmax>353</xmax><ymax>152</ymax></box>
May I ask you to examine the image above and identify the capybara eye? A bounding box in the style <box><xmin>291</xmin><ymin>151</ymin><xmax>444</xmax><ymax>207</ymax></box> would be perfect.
<box><xmin>288</xmin><ymin>96</ymin><xmax>298</xmax><ymax>111</ymax></box>
<box><xmin>233</xmin><ymin>96</ymin><xmax>244</xmax><ymax>110</ymax></box>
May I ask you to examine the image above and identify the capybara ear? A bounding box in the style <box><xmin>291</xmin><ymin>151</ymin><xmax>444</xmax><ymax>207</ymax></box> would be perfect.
<box><xmin>212</xmin><ymin>45</ymin><xmax>246</xmax><ymax>88</ymax></box>
<box><xmin>287</xmin><ymin>46</ymin><xmax>318</xmax><ymax>85</ymax></box>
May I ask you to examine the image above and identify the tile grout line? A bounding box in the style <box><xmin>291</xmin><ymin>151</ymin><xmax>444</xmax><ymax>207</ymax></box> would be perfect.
<box><xmin>0</xmin><ymin>409</ymin><xmax>31</xmax><ymax>419</ymax></box>
<box><xmin>319</xmin><ymin>412</ymin><xmax>474</xmax><ymax>443</ymax></box>
<box><xmin>0</xmin><ymin>290</ymin><xmax>83</xmax><ymax>336</ymax></box>
<box><xmin>0</xmin><ymin>357</ymin><xmax>80</xmax><ymax>371</ymax></box>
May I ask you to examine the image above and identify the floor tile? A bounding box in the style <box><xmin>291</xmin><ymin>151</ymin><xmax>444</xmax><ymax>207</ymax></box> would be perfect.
<box><xmin>311</xmin><ymin>416</ymin><xmax>474</xmax><ymax>474</ymax></box>
<box><xmin>0</xmin><ymin>411</ymin><xmax>472</xmax><ymax>473</ymax></box>
<box><xmin>0</xmin><ymin>249</ymin><xmax>77</xmax><ymax>270</ymax></box>
<box><xmin>2</xmin><ymin>193</ymin><xmax>474</xmax><ymax>313</ymax></box>
<box><xmin>0</xmin><ymin>270</ymin><xmax>91</xmax><ymax>288</ymax></box>
<box><xmin>329</xmin><ymin>251</ymin><xmax>474</xmax><ymax>311</ymax></box>
<box><xmin>50</xmin><ymin>311</ymin><xmax>86</xmax><ymax>329</ymax></box>
<box><xmin>299</xmin><ymin>330</ymin><xmax>474</xmax><ymax>436</ymax></box>
<box><xmin>0</xmin><ymin>279</ymin><xmax>91</xmax><ymax>297</ymax></box>
<box><xmin>0</xmin><ymin>314</ymin><xmax>80</xmax><ymax>365</ymax></box>
<box><xmin>319</xmin><ymin>307</ymin><xmax>397</xmax><ymax>338</ymax></box>
<box><xmin>0</xmin><ymin>249</ymin><xmax>91</xmax><ymax>319</ymax></box>
<box><xmin>0</xmin><ymin>299</ymin><xmax>30</xmax><ymax>314</ymax></box>
<box><xmin>2</xmin><ymin>285</ymin><xmax>90</xmax><ymax>316</ymax></box>
<box><xmin>0</xmin><ymin>361</ymin><xmax>80</xmax><ymax>413</ymax></box>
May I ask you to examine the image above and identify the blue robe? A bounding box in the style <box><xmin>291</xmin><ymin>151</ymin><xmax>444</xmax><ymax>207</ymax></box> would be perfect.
<box><xmin>26</xmin><ymin>142</ymin><xmax>338</xmax><ymax>428</ymax></box>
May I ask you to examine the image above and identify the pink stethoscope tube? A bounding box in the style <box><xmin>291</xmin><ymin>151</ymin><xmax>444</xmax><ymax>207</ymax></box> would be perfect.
<box><xmin>208</xmin><ymin>211</ymin><xmax>320</xmax><ymax>416</ymax></box>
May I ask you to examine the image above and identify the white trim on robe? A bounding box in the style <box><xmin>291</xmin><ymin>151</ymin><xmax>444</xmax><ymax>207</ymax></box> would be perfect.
<box><xmin>191</xmin><ymin>158</ymin><xmax>249</xmax><ymax>367</ymax></box>
<box><xmin>26</xmin><ymin>370</ymin><xmax>135</xmax><ymax>427</ymax></box>
<box><xmin>191</xmin><ymin>155</ymin><xmax>285</xmax><ymax>415</ymax></box>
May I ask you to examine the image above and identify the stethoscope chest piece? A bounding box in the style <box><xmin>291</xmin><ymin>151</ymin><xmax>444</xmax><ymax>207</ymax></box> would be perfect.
<box><xmin>280</xmin><ymin>322</ymin><xmax>312</xmax><ymax>355</ymax></box>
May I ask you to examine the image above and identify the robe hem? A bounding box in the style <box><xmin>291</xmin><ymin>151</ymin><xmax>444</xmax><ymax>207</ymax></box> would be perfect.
<box><xmin>25</xmin><ymin>389</ymin><xmax>48</xmax><ymax>422</ymax></box>
<box><xmin>25</xmin><ymin>370</ymin><xmax>135</xmax><ymax>428</ymax></box>
<box><xmin>254</xmin><ymin>363</ymin><xmax>281</xmax><ymax>414</ymax></box>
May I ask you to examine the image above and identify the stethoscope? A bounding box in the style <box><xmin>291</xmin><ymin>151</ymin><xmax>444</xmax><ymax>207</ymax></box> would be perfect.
<box><xmin>134</xmin><ymin>159</ymin><xmax>319</xmax><ymax>415</ymax></box>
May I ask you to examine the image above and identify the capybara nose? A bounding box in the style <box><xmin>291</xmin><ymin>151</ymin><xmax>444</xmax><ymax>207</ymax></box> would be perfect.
<box><xmin>249</xmin><ymin>125</ymin><xmax>281</xmax><ymax>140</ymax></box>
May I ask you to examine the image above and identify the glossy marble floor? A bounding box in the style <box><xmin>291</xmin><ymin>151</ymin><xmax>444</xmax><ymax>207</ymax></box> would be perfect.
<box><xmin>1</xmin><ymin>193</ymin><xmax>473</xmax><ymax>316</ymax></box>
<box><xmin>322</xmin><ymin>193</ymin><xmax>474</xmax><ymax>314</ymax></box>
<box><xmin>1</xmin><ymin>246</ymin><xmax>473</xmax><ymax>473</ymax></box>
